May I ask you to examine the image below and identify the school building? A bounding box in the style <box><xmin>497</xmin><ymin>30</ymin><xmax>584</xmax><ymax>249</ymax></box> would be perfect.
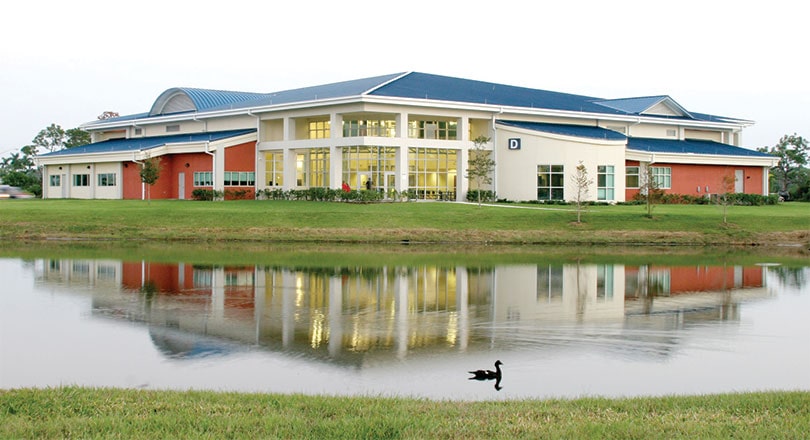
<box><xmin>37</xmin><ymin>72</ymin><xmax>776</xmax><ymax>201</ymax></box>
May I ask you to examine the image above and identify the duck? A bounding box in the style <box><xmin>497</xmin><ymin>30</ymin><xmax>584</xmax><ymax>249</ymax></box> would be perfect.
<box><xmin>468</xmin><ymin>360</ymin><xmax>503</xmax><ymax>380</ymax></box>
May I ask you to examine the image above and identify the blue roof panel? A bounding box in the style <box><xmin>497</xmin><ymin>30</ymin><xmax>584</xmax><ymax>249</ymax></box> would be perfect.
<box><xmin>369</xmin><ymin>72</ymin><xmax>618</xmax><ymax>114</ymax></box>
<box><xmin>209</xmin><ymin>73</ymin><xmax>407</xmax><ymax>110</ymax></box>
<box><xmin>41</xmin><ymin>129</ymin><xmax>256</xmax><ymax>157</ymax></box>
<box><xmin>497</xmin><ymin>120</ymin><xmax>627</xmax><ymax>141</ymax></box>
<box><xmin>627</xmin><ymin>138</ymin><xmax>772</xmax><ymax>157</ymax></box>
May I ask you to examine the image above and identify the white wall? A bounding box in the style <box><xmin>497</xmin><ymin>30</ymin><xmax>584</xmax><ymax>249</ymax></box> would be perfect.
<box><xmin>495</xmin><ymin>126</ymin><xmax>627</xmax><ymax>202</ymax></box>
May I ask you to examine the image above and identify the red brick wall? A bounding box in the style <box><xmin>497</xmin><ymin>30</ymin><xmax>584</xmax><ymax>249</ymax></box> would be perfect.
<box><xmin>120</xmin><ymin>141</ymin><xmax>256</xmax><ymax>200</ymax></box>
<box><xmin>626</xmin><ymin>161</ymin><xmax>765</xmax><ymax>200</ymax></box>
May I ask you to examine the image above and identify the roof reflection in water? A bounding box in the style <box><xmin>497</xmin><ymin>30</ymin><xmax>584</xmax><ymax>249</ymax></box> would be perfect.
<box><xmin>34</xmin><ymin>259</ymin><xmax>774</xmax><ymax>366</ymax></box>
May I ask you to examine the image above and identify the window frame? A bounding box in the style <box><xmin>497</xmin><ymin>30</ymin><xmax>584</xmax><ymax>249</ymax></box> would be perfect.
<box><xmin>97</xmin><ymin>173</ymin><xmax>117</xmax><ymax>187</ymax></box>
<box><xmin>626</xmin><ymin>166</ymin><xmax>639</xmax><ymax>189</ymax></box>
<box><xmin>537</xmin><ymin>164</ymin><xmax>565</xmax><ymax>201</ymax></box>
<box><xmin>72</xmin><ymin>174</ymin><xmax>89</xmax><ymax>187</ymax></box>
<box><xmin>597</xmin><ymin>165</ymin><xmax>615</xmax><ymax>200</ymax></box>
<box><xmin>651</xmin><ymin>166</ymin><xmax>672</xmax><ymax>189</ymax></box>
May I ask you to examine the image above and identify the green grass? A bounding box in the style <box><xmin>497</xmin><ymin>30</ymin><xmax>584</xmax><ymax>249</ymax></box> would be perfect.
<box><xmin>1</xmin><ymin>199</ymin><xmax>808</xmax><ymax>246</ymax></box>
<box><xmin>1</xmin><ymin>388</ymin><xmax>807</xmax><ymax>439</ymax></box>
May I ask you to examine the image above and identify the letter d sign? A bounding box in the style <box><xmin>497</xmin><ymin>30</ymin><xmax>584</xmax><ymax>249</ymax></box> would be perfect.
<box><xmin>508</xmin><ymin>138</ymin><xmax>521</xmax><ymax>150</ymax></box>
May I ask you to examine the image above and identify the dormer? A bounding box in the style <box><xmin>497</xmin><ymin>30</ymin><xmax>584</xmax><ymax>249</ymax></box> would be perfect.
<box><xmin>593</xmin><ymin>96</ymin><xmax>693</xmax><ymax>118</ymax></box>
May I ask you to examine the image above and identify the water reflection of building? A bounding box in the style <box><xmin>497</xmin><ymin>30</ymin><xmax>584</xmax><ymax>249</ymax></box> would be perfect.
<box><xmin>34</xmin><ymin>259</ymin><xmax>773</xmax><ymax>362</ymax></box>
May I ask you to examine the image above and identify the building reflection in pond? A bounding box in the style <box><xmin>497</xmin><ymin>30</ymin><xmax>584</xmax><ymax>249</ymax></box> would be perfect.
<box><xmin>34</xmin><ymin>260</ymin><xmax>772</xmax><ymax>363</ymax></box>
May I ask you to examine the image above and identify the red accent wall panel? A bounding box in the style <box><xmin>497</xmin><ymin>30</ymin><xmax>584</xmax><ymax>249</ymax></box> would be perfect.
<box><xmin>625</xmin><ymin>161</ymin><xmax>765</xmax><ymax>200</ymax></box>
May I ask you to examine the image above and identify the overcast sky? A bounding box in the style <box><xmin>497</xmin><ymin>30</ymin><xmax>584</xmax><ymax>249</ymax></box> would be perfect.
<box><xmin>1</xmin><ymin>0</ymin><xmax>807</xmax><ymax>156</ymax></box>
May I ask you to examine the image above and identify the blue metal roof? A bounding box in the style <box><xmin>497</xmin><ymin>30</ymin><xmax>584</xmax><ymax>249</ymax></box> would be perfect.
<box><xmin>40</xmin><ymin>129</ymin><xmax>256</xmax><ymax>157</ymax></box>
<box><xmin>149</xmin><ymin>88</ymin><xmax>268</xmax><ymax>116</ymax></box>
<box><xmin>627</xmin><ymin>138</ymin><xmax>772</xmax><ymax>157</ymax></box>
<box><xmin>593</xmin><ymin>96</ymin><xmax>671</xmax><ymax>114</ymax></box>
<box><xmin>369</xmin><ymin>72</ymin><xmax>619</xmax><ymax>114</ymax></box>
<box><xmin>497</xmin><ymin>120</ymin><xmax>627</xmax><ymax>141</ymax></box>
<box><xmin>209</xmin><ymin>72</ymin><xmax>406</xmax><ymax>110</ymax></box>
<box><xmin>92</xmin><ymin>72</ymin><xmax>748</xmax><ymax>127</ymax></box>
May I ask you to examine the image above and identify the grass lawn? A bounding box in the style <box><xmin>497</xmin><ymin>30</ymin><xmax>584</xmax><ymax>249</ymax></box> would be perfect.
<box><xmin>0</xmin><ymin>199</ymin><xmax>808</xmax><ymax>246</ymax></box>
<box><xmin>2</xmin><ymin>388</ymin><xmax>808</xmax><ymax>439</ymax></box>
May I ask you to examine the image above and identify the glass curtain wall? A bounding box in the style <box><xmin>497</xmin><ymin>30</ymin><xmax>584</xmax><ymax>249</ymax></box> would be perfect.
<box><xmin>342</xmin><ymin>146</ymin><xmax>397</xmax><ymax>192</ymax></box>
<box><xmin>408</xmin><ymin>147</ymin><xmax>458</xmax><ymax>200</ymax></box>
<box><xmin>264</xmin><ymin>152</ymin><xmax>283</xmax><ymax>187</ymax></box>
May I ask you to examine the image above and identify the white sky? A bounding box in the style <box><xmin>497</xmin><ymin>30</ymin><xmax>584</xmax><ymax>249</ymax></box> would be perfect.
<box><xmin>1</xmin><ymin>0</ymin><xmax>808</xmax><ymax>156</ymax></box>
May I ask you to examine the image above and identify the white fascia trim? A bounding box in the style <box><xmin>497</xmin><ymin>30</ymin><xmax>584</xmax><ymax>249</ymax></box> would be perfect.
<box><xmin>496</xmin><ymin>123</ymin><xmax>627</xmax><ymax>147</ymax></box>
<box><xmin>625</xmin><ymin>149</ymin><xmax>778</xmax><ymax>167</ymax></box>
<box><xmin>82</xmin><ymin>94</ymin><xmax>751</xmax><ymax>133</ymax></box>
<box><xmin>37</xmin><ymin>133</ymin><xmax>257</xmax><ymax>164</ymax></box>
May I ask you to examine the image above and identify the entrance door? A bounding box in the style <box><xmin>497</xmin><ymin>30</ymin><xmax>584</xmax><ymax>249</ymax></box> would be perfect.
<box><xmin>384</xmin><ymin>172</ymin><xmax>396</xmax><ymax>198</ymax></box>
<box><xmin>735</xmin><ymin>170</ymin><xmax>744</xmax><ymax>193</ymax></box>
<box><xmin>61</xmin><ymin>174</ymin><xmax>68</xmax><ymax>198</ymax></box>
<box><xmin>178</xmin><ymin>172</ymin><xmax>185</xmax><ymax>200</ymax></box>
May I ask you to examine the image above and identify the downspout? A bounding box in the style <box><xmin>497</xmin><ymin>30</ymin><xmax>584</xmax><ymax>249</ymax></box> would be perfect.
<box><xmin>249</xmin><ymin>109</ymin><xmax>261</xmax><ymax>196</ymax></box>
<box><xmin>193</xmin><ymin>113</ymin><xmax>208</xmax><ymax>133</ymax></box>
<box><xmin>491</xmin><ymin>108</ymin><xmax>503</xmax><ymax>197</ymax></box>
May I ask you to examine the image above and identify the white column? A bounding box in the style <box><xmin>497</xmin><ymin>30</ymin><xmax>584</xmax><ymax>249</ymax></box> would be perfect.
<box><xmin>213</xmin><ymin>148</ymin><xmax>225</xmax><ymax>194</ymax></box>
<box><xmin>254</xmin><ymin>268</ymin><xmax>265</xmax><ymax>344</ymax></box>
<box><xmin>211</xmin><ymin>266</ymin><xmax>226</xmax><ymax>320</ymax></box>
<box><xmin>330</xmin><ymin>113</ymin><xmax>343</xmax><ymax>189</ymax></box>
<box><xmin>395</xmin><ymin>268</ymin><xmax>410</xmax><ymax>359</ymax></box>
<box><xmin>396</xmin><ymin>112</ymin><xmax>409</xmax><ymax>193</ymax></box>
<box><xmin>457</xmin><ymin>147</ymin><xmax>468</xmax><ymax>202</ymax></box>
<box><xmin>283</xmin><ymin>148</ymin><xmax>297</xmax><ymax>190</ymax></box>
<box><xmin>456</xmin><ymin>266</ymin><xmax>469</xmax><ymax>351</ymax></box>
<box><xmin>330</xmin><ymin>146</ymin><xmax>342</xmax><ymax>189</ymax></box>
<box><xmin>328</xmin><ymin>275</ymin><xmax>343</xmax><ymax>357</ymax></box>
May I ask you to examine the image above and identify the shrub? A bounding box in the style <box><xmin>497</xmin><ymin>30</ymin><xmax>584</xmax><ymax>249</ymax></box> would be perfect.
<box><xmin>191</xmin><ymin>189</ymin><xmax>223</xmax><ymax>201</ymax></box>
<box><xmin>466</xmin><ymin>189</ymin><xmax>495</xmax><ymax>203</ymax></box>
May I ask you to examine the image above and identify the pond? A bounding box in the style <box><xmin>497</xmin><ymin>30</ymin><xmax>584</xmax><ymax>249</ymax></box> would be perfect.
<box><xmin>1</xmin><ymin>245</ymin><xmax>808</xmax><ymax>401</ymax></box>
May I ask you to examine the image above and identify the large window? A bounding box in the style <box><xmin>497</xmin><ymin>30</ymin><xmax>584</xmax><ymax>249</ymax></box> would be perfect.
<box><xmin>296</xmin><ymin>149</ymin><xmax>330</xmax><ymax>187</ymax></box>
<box><xmin>651</xmin><ymin>166</ymin><xmax>672</xmax><ymax>189</ymax></box>
<box><xmin>408</xmin><ymin>120</ymin><xmax>457</xmax><ymax>140</ymax></box>
<box><xmin>597</xmin><ymin>165</ymin><xmax>614</xmax><ymax>200</ymax></box>
<box><xmin>49</xmin><ymin>175</ymin><xmax>61</xmax><ymax>187</ymax></box>
<box><xmin>626</xmin><ymin>166</ymin><xmax>639</xmax><ymax>188</ymax></box>
<box><xmin>193</xmin><ymin>171</ymin><xmax>213</xmax><ymax>187</ymax></box>
<box><xmin>308</xmin><ymin>121</ymin><xmax>330</xmax><ymax>139</ymax></box>
<box><xmin>408</xmin><ymin>147</ymin><xmax>458</xmax><ymax>200</ymax></box>
<box><xmin>224</xmin><ymin>172</ymin><xmax>255</xmax><ymax>186</ymax></box>
<box><xmin>342</xmin><ymin>146</ymin><xmax>396</xmax><ymax>191</ymax></box>
<box><xmin>597</xmin><ymin>264</ymin><xmax>614</xmax><ymax>300</ymax></box>
<box><xmin>308</xmin><ymin>148</ymin><xmax>330</xmax><ymax>187</ymax></box>
<box><xmin>97</xmin><ymin>173</ymin><xmax>116</xmax><ymax>187</ymax></box>
<box><xmin>537</xmin><ymin>165</ymin><xmax>564</xmax><ymax>201</ymax></box>
<box><xmin>537</xmin><ymin>265</ymin><xmax>563</xmax><ymax>302</ymax></box>
<box><xmin>343</xmin><ymin>120</ymin><xmax>396</xmax><ymax>137</ymax></box>
<box><xmin>73</xmin><ymin>174</ymin><xmax>89</xmax><ymax>187</ymax></box>
<box><xmin>264</xmin><ymin>152</ymin><xmax>283</xmax><ymax>186</ymax></box>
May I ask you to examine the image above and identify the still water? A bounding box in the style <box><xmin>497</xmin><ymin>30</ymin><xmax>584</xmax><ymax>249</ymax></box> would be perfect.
<box><xmin>1</xmin><ymin>250</ymin><xmax>808</xmax><ymax>401</ymax></box>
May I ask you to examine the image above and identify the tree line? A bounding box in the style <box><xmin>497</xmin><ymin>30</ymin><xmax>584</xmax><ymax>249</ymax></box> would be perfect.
<box><xmin>0</xmin><ymin>112</ymin><xmax>117</xmax><ymax>196</ymax></box>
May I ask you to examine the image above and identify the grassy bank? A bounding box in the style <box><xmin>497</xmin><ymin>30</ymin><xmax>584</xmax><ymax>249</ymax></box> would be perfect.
<box><xmin>2</xmin><ymin>388</ymin><xmax>807</xmax><ymax>439</ymax></box>
<box><xmin>0</xmin><ymin>199</ymin><xmax>808</xmax><ymax>246</ymax></box>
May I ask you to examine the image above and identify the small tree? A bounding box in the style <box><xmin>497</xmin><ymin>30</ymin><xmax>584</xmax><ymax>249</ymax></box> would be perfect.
<box><xmin>570</xmin><ymin>161</ymin><xmax>592</xmax><ymax>223</ymax></box>
<box><xmin>465</xmin><ymin>135</ymin><xmax>495</xmax><ymax>206</ymax></box>
<box><xmin>139</xmin><ymin>156</ymin><xmax>162</xmax><ymax>203</ymax></box>
<box><xmin>638</xmin><ymin>166</ymin><xmax>662</xmax><ymax>218</ymax></box>
<box><xmin>717</xmin><ymin>172</ymin><xmax>737</xmax><ymax>224</ymax></box>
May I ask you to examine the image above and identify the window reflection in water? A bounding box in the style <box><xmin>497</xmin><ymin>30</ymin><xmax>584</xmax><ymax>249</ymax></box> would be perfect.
<box><xmin>34</xmin><ymin>259</ymin><xmax>772</xmax><ymax>360</ymax></box>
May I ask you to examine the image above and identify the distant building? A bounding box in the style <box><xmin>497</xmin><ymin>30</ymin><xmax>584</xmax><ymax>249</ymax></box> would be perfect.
<box><xmin>37</xmin><ymin>72</ymin><xmax>776</xmax><ymax>201</ymax></box>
